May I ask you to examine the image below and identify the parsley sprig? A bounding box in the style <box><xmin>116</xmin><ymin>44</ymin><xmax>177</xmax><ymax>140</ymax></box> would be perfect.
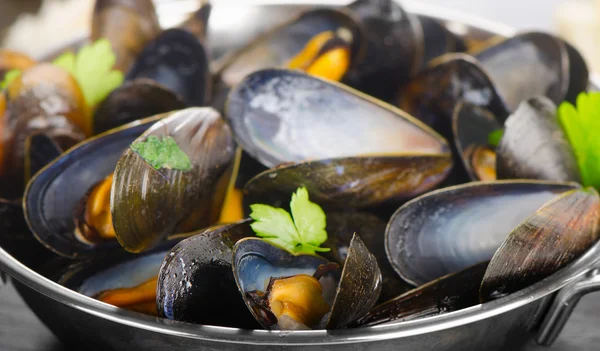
<box><xmin>249</xmin><ymin>187</ymin><xmax>330</xmax><ymax>255</ymax></box>
<box><xmin>558</xmin><ymin>92</ymin><xmax>600</xmax><ymax>190</ymax></box>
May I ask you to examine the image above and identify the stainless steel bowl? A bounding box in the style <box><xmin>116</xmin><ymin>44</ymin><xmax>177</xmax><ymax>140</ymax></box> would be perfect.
<box><xmin>1</xmin><ymin>1</ymin><xmax>600</xmax><ymax>350</ymax></box>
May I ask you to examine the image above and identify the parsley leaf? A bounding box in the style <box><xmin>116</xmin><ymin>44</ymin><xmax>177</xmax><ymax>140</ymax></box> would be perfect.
<box><xmin>0</xmin><ymin>69</ymin><xmax>21</xmax><ymax>90</ymax></box>
<box><xmin>558</xmin><ymin>92</ymin><xmax>600</xmax><ymax>190</ymax></box>
<box><xmin>249</xmin><ymin>187</ymin><xmax>330</xmax><ymax>255</ymax></box>
<box><xmin>53</xmin><ymin>39</ymin><xmax>124</xmax><ymax>109</ymax></box>
<box><xmin>487</xmin><ymin>128</ymin><xmax>504</xmax><ymax>148</ymax></box>
<box><xmin>130</xmin><ymin>135</ymin><xmax>192</xmax><ymax>171</ymax></box>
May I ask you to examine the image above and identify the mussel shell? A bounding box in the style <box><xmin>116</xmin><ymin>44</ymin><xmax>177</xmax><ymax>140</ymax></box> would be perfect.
<box><xmin>452</xmin><ymin>101</ymin><xmax>502</xmax><ymax>181</ymax></box>
<box><xmin>344</xmin><ymin>0</ymin><xmax>422</xmax><ymax>100</ymax></box>
<box><xmin>418</xmin><ymin>16</ymin><xmax>466</xmax><ymax>67</ymax></box>
<box><xmin>496</xmin><ymin>96</ymin><xmax>580</xmax><ymax>182</ymax></box>
<box><xmin>23</xmin><ymin>132</ymin><xmax>63</xmax><ymax>184</ymax></box>
<box><xmin>226</xmin><ymin>68</ymin><xmax>449</xmax><ymax>169</ymax></box>
<box><xmin>323</xmin><ymin>212</ymin><xmax>411</xmax><ymax>302</ymax></box>
<box><xmin>480</xmin><ymin>187</ymin><xmax>600</xmax><ymax>301</ymax></box>
<box><xmin>385</xmin><ymin>180</ymin><xmax>580</xmax><ymax>286</ymax></box>
<box><xmin>24</xmin><ymin>115</ymin><xmax>165</xmax><ymax>258</ymax></box>
<box><xmin>91</xmin><ymin>0</ymin><xmax>161</xmax><ymax>73</ymax></box>
<box><xmin>326</xmin><ymin>233</ymin><xmax>382</xmax><ymax>329</ymax></box>
<box><xmin>217</xmin><ymin>8</ymin><xmax>365</xmax><ymax>89</ymax></box>
<box><xmin>111</xmin><ymin>108</ymin><xmax>236</xmax><ymax>253</ymax></box>
<box><xmin>398</xmin><ymin>54</ymin><xmax>509</xmax><ymax>141</ymax></box>
<box><xmin>93</xmin><ymin>79</ymin><xmax>186</xmax><ymax>134</ymax></box>
<box><xmin>232</xmin><ymin>238</ymin><xmax>332</xmax><ymax>329</ymax></box>
<box><xmin>0</xmin><ymin>199</ymin><xmax>28</xmax><ymax>236</ymax></box>
<box><xmin>157</xmin><ymin>221</ymin><xmax>259</xmax><ymax>328</ymax></box>
<box><xmin>244</xmin><ymin>155</ymin><xmax>452</xmax><ymax>210</ymax></box>
<box><xmin>473</xmin><ymin>32</ymin><xmax>569</xmax><ymax>111</ymax></box>
<box><xmin>564</xmin><ymin>41</ymin><xmax>589</xmax><ymax>103</ymax></box>
<box><xmin>126</xmin><ymin>29</ymin><xmax>211</xmax><ymax>106</ymax></box>
<box><xmin>351</xmin><ymin>262</ymin><xmax>488</xmax><ymax>327</ymax></box>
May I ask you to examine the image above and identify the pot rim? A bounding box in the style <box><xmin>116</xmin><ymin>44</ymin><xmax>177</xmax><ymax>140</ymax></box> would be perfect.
<box><xmin>2</xmin><ymin>0</ymin><xmax>600</xmax><ymax>346</ymax></box>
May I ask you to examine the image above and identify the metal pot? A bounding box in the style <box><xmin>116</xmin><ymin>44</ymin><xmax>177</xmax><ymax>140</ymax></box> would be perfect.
<box><xmin>2</xmin><ymin>1</ymin><xmax>600</xmax><ymax>350</ymax></box>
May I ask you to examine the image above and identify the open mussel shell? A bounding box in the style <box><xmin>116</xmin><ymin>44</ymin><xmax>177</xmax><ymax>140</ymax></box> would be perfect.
<box><xmin>111</xmin><ymin>108</ymin><xmax>236</xmax><ymax>253</ymax></box>
<box><xmin>58</xmin><ymin>242</ymin><xmax>177</xmax><ymax>316</ymax></box>
<box><xmin>326</xmin><ymin>234</ymin><xmax>382</xmax><ymax>329</ymax></box>
<box><xmin>93</xmin><ymin>78</ymin><xmax>186</xmax><ymax>134</ymax></box>
<box><xmin>385</xmin><ymin>180</ymin><xmax>580</xmax><ymax>286</ymax></box>
<box><xmin>473</xmin><ymin>32</ymin><xmax>588</xmax><ymax>111</ymax></box>
<box><xmin>216</xmin><ymin>8</ymin><xmax>365</xmax><ymax>89</ymax></box>
<box><xmin>233</xmin><ymin>235</ymin><xmax>381</xmax><ymax>330</ymax></box>
<box><xmin>157</xmin><ymin>221</ymin><xmax>258</xmax><ymax>328</ymax></box>
<box><xmin>323</xmin><ymin>212</ymin><xmax>411</xmax><ymax>302</ymax></box>
<box><xmin>1</xmin><ymin>64</ymin><xmax>88</xmax><ymax>199</ymax></box>
<box><xmin>126</xmin><ymin>28</ymin><xmax>211</xmax><ymax>107</ymax></box>
<box><xmin>496</xmin><ymin>96</ymin><xmax>580</xmax><ymax>183</ymax></box>
<box><xmin>226</xmin><ymin>68</ymin><xmax>449</xmax><ymax>168</ymax></box>
<box><xmin>398</xmin><ymin>54</ymin><xmax>509</xmax><ymax>141</ymax></box>
<box><xmin>480</xmin><ymin>187</ymin><xmax>600</xmax><ymax>302</ymax></box>
<box><xmin>244</xmin><ymin>155</ymin><xmax>452</xmax><ymax>210</ymax></box>
<box><xmin>418</xmin><ymin>16</ymin><xmax>466</xmax><ymax>68</ymax></box>
<box><xmin>344</xmin><ymin>0</ymin><xmax>422</xmax><ymax>100</ymax></box>
<box><xmin>24</xmin><ymin>115</ymin><xmax>165</xmax><ymax>258</ymax></box>
<box><xmin>232</xmin><ymin>238</ymin><xmax>335</xmax><ymax>330</ymax></box>
<box><xmin>351</xmin><ymin>261</ymin><xmax>488</xmax><ymax>327</ymax></box>
<box><xmin>92</xmin><ymin>0</ymin><xmax>161</xmax><ymax>73</ymax></box>
<box><xmin>452</xmin><ymin>101</ymin><xmax>502</xmax><ymax>181</ymax></box>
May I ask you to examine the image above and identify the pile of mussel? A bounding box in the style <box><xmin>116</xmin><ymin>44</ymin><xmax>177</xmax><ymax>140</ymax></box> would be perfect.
<box><xmin>1</xmin><ymin>0</ymin><xmax>599</xmax><ymax>332</ymax></box>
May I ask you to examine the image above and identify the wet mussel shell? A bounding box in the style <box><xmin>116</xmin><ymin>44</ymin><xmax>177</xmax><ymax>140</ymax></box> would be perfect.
<box><xmin>474</xmin><ymin>32</ymin><xmax>588</xmax><ymax>111</ymax></box>
<box><xmin>156</xmin><ymin>221</ymin><xmax>259</xmax><ymax>328</ymax></box>
<box><xmin>111</xmin><ymin>107</ymin><xmax>236</xmax><ymax>253</ymax></box>
<box><xmin>58</xmin><ymin>242</ymin><xmax>176</xmax><ymax>316</ymax></box>
<box><xmin>418</xmin><ymin>16</ymin><xmax>466</xmax><ymax>67</ymax></box>
<box><xmin>351</xmin><ymin>261</ymin><xmax>489</xmax><ymax>327</ymax></box>
<box><xmin>93</xmin><ymin>79</ymin><xmax>186</xmax><ymax>134</ymax></box>
<box><xmin>126</xmin><ymin>28</ymin><xmax>211</xmax><ymax>106</ymax></box>
<box><xmin>233</xmin><ymin>235</ymin><xmax>381</xmax><ymax>330</ymax></box>
<box><xmin>23</xmin><ymin>133</ymin><xmax>63</xmax><ymax>184</ymax></box>
<box><xmin>496</xmin><ymin>96</ymin><xmax>580</xmax><ymax>183</ymax></box>
<box><xmin>226</xmin><ymin>68</ymin><xmax>449</xmax><ymax>169</ymax></box>
<box><xmin>398</xmin><ymin>54</ymin><xmax>509</xmax><ymax>140</ymax></box>
<box><xmin>385</xmin><ymin>180</ymin><xmax>580</xmax><ymax>286</ymax></box>
<box><xmin>480</xmin><ymin>187</ymin><xmax>600</xmax><ymax>301</ymax></box>
<box><xmin>23</xmin><ymin>115</ymin><xmax>165</xmax><ymax>258</ymax></box>
<box><xmin>232</xmin><ymin>238</ymin><xmax>333</xmax><ymax>329</ymax></box>
<box><xmin>323</xmin><ymin>212</ymin><xmax>411</xmax><ymax>302</ymax></box>
<box><xmin>452</xmin><ymin>101</ymin><xmax>502</xmax><ymax>181</ymax></box>
<box><xmin>244</xmin><ymin>156</ymin><xmax>452</xmax><ymax>210</ymax></box>
<box><xmin>92</xmin><ymin>0</ymin><xmax>161</xmax><ymax>73</ymax></box>
<box><xmin>344</xmin><ymin>0</ymin><xmax>422</xmax><ymax>100</ymax></box>
<box><xmin>217</xmin><ymin>8</ymin><xmax>365</xmax><ymax>89</ymax></box>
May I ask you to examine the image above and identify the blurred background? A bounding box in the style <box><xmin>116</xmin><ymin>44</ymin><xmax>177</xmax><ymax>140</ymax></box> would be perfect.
<box><xmin>1</xmin><ymin>0</ymin><xmax>599</xmax><ymax>72</ymax></box>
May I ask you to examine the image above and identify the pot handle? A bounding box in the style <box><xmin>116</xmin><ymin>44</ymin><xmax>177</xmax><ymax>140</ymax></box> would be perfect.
<box><xmin>536</xmin><ymin>268</ymin><xmax>600</xmax><ymax>346</ymax></box>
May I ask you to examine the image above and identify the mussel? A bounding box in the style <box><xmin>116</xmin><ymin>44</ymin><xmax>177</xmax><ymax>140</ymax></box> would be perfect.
<box><xmin>215</xmin><ymin>8</ymin><xmax>364</xmax><ymax>89</ymax></box>
<box><xmin>111</xmin><ymin>107</ymin><xmax>236</xmax><ymax>253</ymax></box>
<box><xmin>126</xmin><ymin>29</ymin><xmax>211</xmax><ymax>107</ymax></box>
<box><xmin>1</xmin><ymin>64</ymin><xmax>88</xmax><ymax>200</ymax></box>
<box><xmin>0</xmin><ymin>49</ymin><xmax>36</xmax><ymax>76</ymax></box>
<box><xmin>227</xmin><ymin>69</ymin><xmax>452</xmax><ymax>209</ymax></box>
<box><xmin>232</xmin><ymin>235</ymin><xmax>381</xmax><ymax>330</ymax></box>
<box><xmin>385</xmin><ymin>180</ymin><xmax>579</xmax><ymax>286</ymax></box>
<box><xmin>24</xmin><ymin>115</ymin><xmax>165</xmax><ymax>258</ymax></box>
<box><xmin>156</xmin><ymin>221</ymin><xmax>259</xmax><ymax>328</ymax></box>
<box><xmin>91</xmin><ymin>0</ymin><xmax>161</xmax><ymax>73</ymax></box>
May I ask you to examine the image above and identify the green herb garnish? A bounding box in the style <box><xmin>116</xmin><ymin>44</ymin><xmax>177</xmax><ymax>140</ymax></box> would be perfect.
<box><xmin>249</xmin><ymin>187</ymin><xmax>330</xmax><ymax>255</ymax></box>
<box><xmin>52</xmin><ymin>38</ymin><xmax>124</xmax><ymax>109</ymax></box>
<box><xmin>130</xmin><ymin>135</ymin><xmax>192</xmax><ymax>171</ymax></box>
<box><xmin>0</xmin><ymin>69</ymin><xmax>21</xmax><ymax>90</ymax></box>
<box><xmin>558</xmin><ymin>92</ymin><xmax>600</xmax><ymax>190</ymax></box>
<box><xmin>487</xmin><ymin>129</ymin><xmax>504</xmax><ymax>148</ymax></box>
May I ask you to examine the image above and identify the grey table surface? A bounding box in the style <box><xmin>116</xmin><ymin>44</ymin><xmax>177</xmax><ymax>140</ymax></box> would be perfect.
<box><xmin>0</xmin><ymin>277</ymin><xmax>599</xmax><ymax>350</ymax></box>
